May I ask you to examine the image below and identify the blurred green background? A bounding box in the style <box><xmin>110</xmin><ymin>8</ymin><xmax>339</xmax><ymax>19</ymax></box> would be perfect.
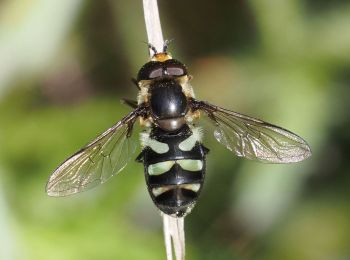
<box><xmin>0</xmin><ymin>0</ymin><xmax>349</xmax><ymax>259</ymax></box>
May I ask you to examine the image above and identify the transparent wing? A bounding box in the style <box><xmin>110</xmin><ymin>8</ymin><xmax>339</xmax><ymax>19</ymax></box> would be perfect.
<box><xmin>46</xmin><ymin>109</ymin><xmax>140</xmax><ymax>197</ymax></box>
<box><xmin>192</xmin><ymin>100</ymin><xmax>311</xmax><ymax>163</ymax></box>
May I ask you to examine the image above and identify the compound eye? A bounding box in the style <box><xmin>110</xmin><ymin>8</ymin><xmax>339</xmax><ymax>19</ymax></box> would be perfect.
<box><xmin>149</xmin><ymin>68</ymin><xmax>163</xmax><ymax>79</ymax></box>
<box><xmin>166</xmin><ymin>66</ymin><xmax>185</xmax><ymax>76</ymax></box>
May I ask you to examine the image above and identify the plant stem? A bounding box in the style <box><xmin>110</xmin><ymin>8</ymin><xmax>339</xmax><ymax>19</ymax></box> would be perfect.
<box><xmin>142</xmin><ymin>0</ymin><xmax>164</xmax><ymax>55</ymax></box>
<box><xmin>162</xmin><ymin>214</ymin><xmax>185</xmax><ymax>260</ymax></box>
<box><xmin>142</xmin><ymin>1</ymin><xmax>185</xmax><ymax>259</ymax></box>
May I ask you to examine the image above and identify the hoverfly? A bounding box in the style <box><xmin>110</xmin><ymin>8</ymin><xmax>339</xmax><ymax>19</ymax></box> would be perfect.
<box><xmin>46</xmin><ymin>43</ymin><xmax>311</xmax><ymax>217</ymax></box>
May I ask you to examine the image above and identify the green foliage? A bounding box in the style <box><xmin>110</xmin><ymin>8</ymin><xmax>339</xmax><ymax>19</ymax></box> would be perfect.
<box><xmin>0</xmin><ymin>0</ymin><xmax>350</xmax><ymax>259</ymax></box>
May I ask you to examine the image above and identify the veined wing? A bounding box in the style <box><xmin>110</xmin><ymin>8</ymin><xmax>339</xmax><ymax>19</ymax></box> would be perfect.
<box><xmin>191</xmin><ymin>99</ymin><xmax>311</xmax><ymax>163</ymax></box>
<box><xmin>46</xmin><ymin>108</ymin><xmax>141</xmax><ymax>196</ymax></box>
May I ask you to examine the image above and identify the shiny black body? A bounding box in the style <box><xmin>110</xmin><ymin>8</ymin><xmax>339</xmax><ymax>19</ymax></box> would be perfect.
<box><xmin>149</xmin><ymin>80</ymin><xmax>188</xmax><ymax>120</ymax></box>
<box><xmin>137</xmin><ymin>125</ymin><xmax>208</xmax><ymax>217</ymax></box>
<box><xmin>135</xmin><ymin>57</ymin><xmax>210</xmax><ymax>216</ymax></box>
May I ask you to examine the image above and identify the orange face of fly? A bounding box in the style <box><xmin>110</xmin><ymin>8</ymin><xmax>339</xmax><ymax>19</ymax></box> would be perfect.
<box><xmin>151</xmin><ymin>52</ymin><xmax>173</xmax><ymax>62</ymax></box>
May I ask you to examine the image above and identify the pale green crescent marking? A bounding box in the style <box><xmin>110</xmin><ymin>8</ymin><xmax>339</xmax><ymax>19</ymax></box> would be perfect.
<box><xmin>178</xmin><ymin>135</ymin><xmax>197</xmax><ymax>151</ymax></box>
<box><xmin>177</xmin><ymin>159</ymin><xmax>203</xmax><ymax>171</ymax></box>
<box><xmin>182</xmin><ymin>183</ymin><xmax>201</xmax><ymax>192</ymax></box>
<box><xmin>152</xmin><ymin>183</ymin><xmax>201</xmax><ymax>197</ymax></box>
<box><xmin>178</xmin><ymin>127</ymin><xmax>203</xmax><ymax>151</ymax></box>
<box><xmin>149</xmin><ymin>139</ymin><xmax>169</xmax><ymax>154</ymax></box>
<box><xmin>140</xmin><ymin>132</ymin><xmax>169</xmax><ymax>154</ymax></box>
<box><xmin>148</xmin><ymin>161</ymin><xmax>175</xmax><ymax>175</ymax></box>
<box><xmin>152</xmin><ymin>186</ymin><xmax>172</xmax><ymax>196</ymax></box>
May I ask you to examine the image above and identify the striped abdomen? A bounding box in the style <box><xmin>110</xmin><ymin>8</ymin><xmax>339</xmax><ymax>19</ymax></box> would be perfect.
<box><xmin>137</xmin><ymin>125</ymin><xmax>208</xmax><ymax>217</ymax></box>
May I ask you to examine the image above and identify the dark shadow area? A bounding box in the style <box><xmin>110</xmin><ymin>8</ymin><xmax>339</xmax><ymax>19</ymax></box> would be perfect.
<box><xmin>160</xmin><ymin>0</ymin><xmax>258</xmax><ymax>58</ymax></box>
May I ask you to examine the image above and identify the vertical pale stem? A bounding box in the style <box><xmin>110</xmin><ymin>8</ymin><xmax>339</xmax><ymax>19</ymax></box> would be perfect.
<box><xmin>142</xmin><ymin>0</ymin><xmax>164</xmax><ymax>55</ymax></box>
<box><xmin>141</xmin><ymin>2</ymin><xmax>185</xmax><ymax>259</ymax></box>
<box><xmin>163</xmin><ymin>214</ymin><xmax>173</xmax><ymax>260</ymax></box>
<box><xmin>162</xmin><ymin>214</ymin><xmax>186</xmax><ymax>260</ymax></box>
<box><xmin>171</xmin><ymin>217</ymin><xmax>185</xmax><ymax>260</ymax></box>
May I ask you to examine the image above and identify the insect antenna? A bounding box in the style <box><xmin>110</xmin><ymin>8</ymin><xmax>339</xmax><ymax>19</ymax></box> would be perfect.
<box><xmin>147</xmin><ymin>42</ymin><xmax>158</xmax><ymax>54</ymax></box>
<box><xmin>163</xmin><ymin>39</ymin><xmax>174</xmax><ymax>53</ymax></box>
